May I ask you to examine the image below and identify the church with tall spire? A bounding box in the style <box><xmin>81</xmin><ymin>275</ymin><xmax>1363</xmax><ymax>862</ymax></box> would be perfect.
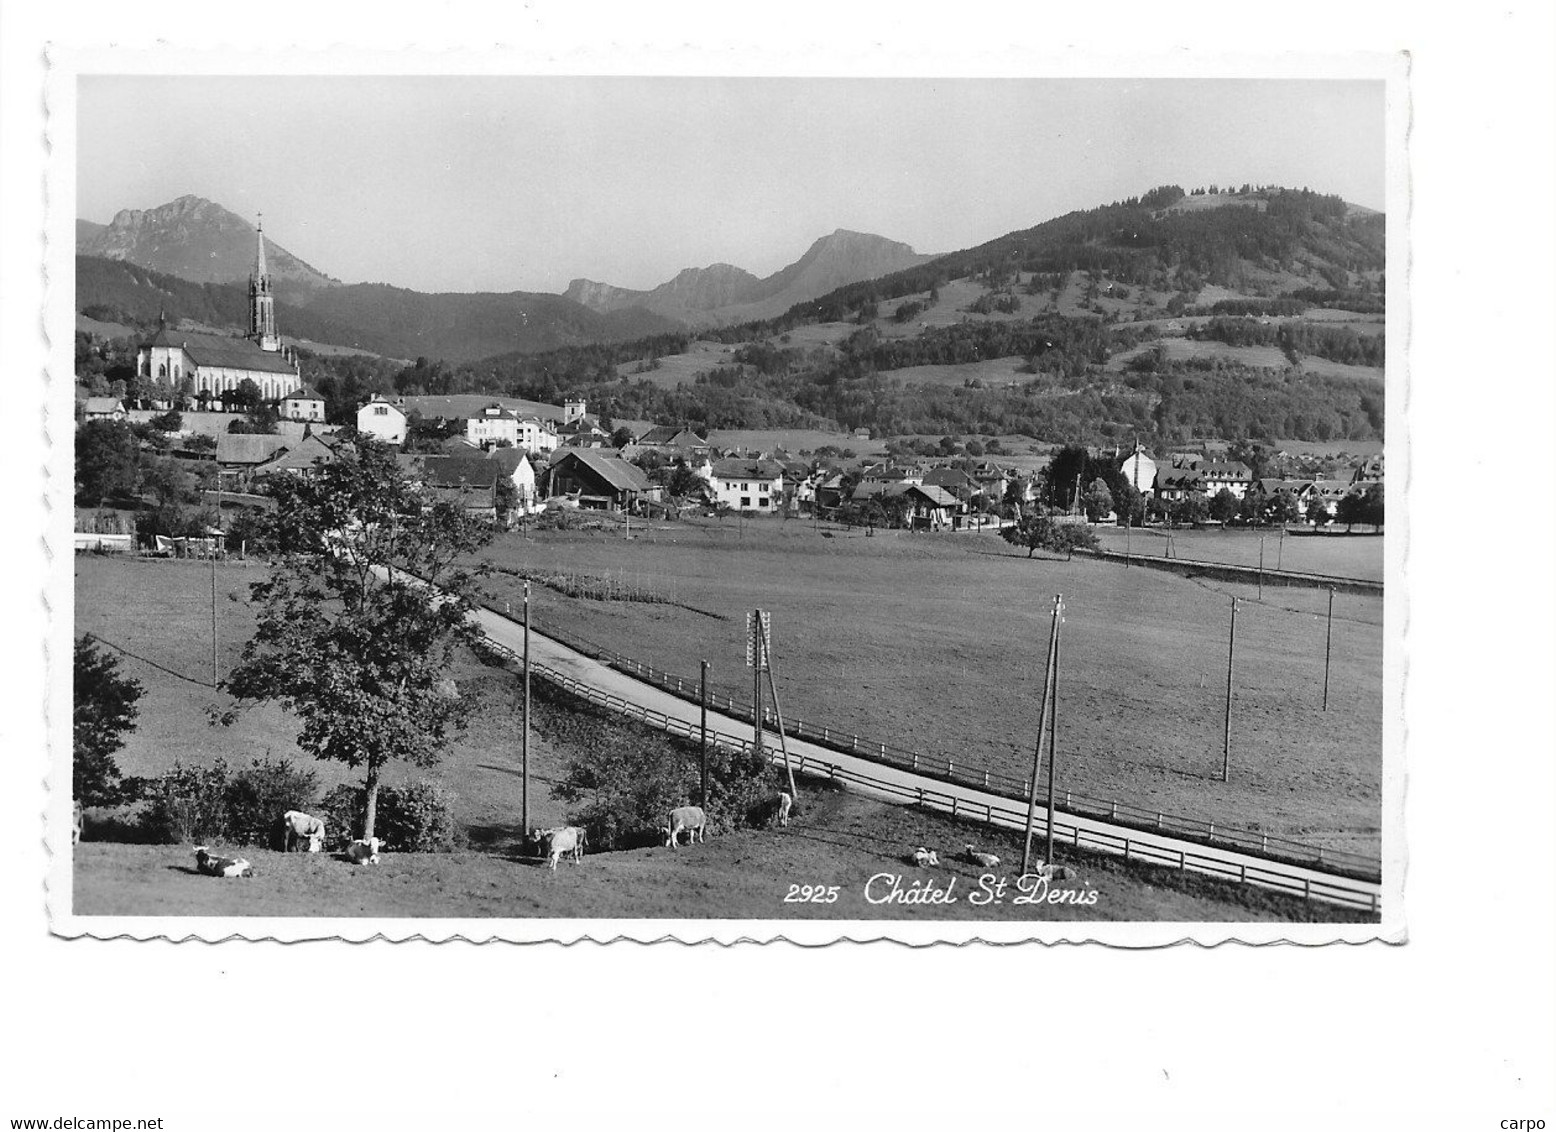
<box><xmin>137</xmin><ymin>212</ymin><xmax>303</xmax><ymax>406</ymax></box>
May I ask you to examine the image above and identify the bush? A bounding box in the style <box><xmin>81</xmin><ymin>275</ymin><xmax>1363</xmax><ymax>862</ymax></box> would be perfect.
<box><xmin>224</xmin><ymin>758</ymin><xmax>320</xmax><ymax>848</ymax></box>
<box><xmin>318</xmin><ymin>780</ymin><xmax>461</xmax><ymax>853</ymax></box>
<box><xmin>141</xmin><ymin>760</ymin><xmax>232</xmax><ymax>844</ymax></box>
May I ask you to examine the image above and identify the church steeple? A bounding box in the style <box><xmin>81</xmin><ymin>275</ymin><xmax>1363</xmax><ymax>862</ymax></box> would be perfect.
<box><xmin>249</xmin><ymin>213</ymin><xmax>280</xmax><ymax>352</ymax></box>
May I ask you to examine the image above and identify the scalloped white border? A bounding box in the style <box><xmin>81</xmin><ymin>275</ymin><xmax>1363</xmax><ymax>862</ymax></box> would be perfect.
<box><xmin>41</xmin><ymin>48</ymin><xmax>1409</xmax><ymax>946</ymax></box>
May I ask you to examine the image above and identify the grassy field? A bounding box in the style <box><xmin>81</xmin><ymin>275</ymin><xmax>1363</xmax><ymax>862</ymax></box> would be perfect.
<box><xmin>472</xmin><ymin>520</ymin><xmax>1383</xmax><ymax>858</ymax></box>
<box><xmin>1090</xmin><ymin>526</ymin><xmax>1384</xmax><ymax>582</ymax></box>
<box><xmin>706</xmin><ymin>428</ymin><xmax>887</xmax><ymax>456</ymax></box>
<box><xmin>73</xmin><ymin>783</ymin><xmax>1370</xmax><ymax>922</ymax></box>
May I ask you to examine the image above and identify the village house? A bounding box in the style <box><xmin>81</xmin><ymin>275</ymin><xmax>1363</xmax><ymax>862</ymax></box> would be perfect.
<box><xmin>214</xmin><ymin>433</ymin><xmax>292</xmax><ymax>489</ymax></box>
<box><xmin>1153</xmin><ymin>456</ymin><xmax>1254</xmax><ymax>501</ymax></box>
<box><xmin>547</xmin><ymin>449</ymin><xmax>659</xmax><ymax>512</ymax></box>
<box><xmin>279</xmin><ymin>386</ymin><xmax>326</xmax><ymax>423</ymax></box>
<box><xmin>356</xmin><ymin>395</ymin><xmax>407</xmax><ymax>445</ymax></box>
<box><xmin>253</xmin><ymin>432</ymin><xmax>340</xmax><ymax>479</ymax></box>
<box><xmin>702</xmin><ymin>457</ymin><xmax>785</xmax><ymax>513</ymax></box>
<box><xmin>464</xmin><ymin>403</ymin><xmax>522</xmax><ymax>448</ymax></box>
<box><xmin>636</xmin><ymin>425</ymin><xmax>712</xmax><ymax>458</ymax></box>
<box><xmin>82</xmin><ymin>397</ymin><xmax>128</xmax><ymax>422</ymax></box>
<box><xmin>488</xmin><ymin>446</ymin><xmax>539</xmax><ymax>513</ymax></box>
<box><xmin>1118</xmin><ymin>442</ymin><xmax>1157</xmax><ymax>497</ymax></box>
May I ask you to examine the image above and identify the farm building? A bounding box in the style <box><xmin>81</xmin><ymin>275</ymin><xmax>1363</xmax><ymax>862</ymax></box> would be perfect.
<box><xmin>214</xmin><ymin>433</ymin><xmax>291</xmax><ymax>488</ymax></box>
<box><xmin>464</xmin><ymin>403</ymin><xmax>522</xmax><ymax>448</ymax></box>
<box><xmin>488</xmin><ymin>446</ymin><xmax>539</xmax><ymax>513</ymax></box>
<box><xmin>421</xmin><ymin>456</ymin><xmax>501</xmax><ymax>520</ymax></box>
<box><xmin>637</xmin><ymin>425</ymin><xmax>711</xmax><ymax>456</ymax></box>
<box><xmin>254</xmin><ymin>433</ymin><xmax>340</xmax><ymax>478</ymax></box>
<box><xmin>547</xmin><ymin>449</ymin><xmax>658</xmax><ymax>512</ymax></box>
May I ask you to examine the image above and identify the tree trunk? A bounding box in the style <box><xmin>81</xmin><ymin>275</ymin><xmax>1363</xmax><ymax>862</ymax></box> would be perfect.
<box><xmin>362</xmin><ymin>763</ymin><xmax>381</xmax><ymax>841</ymax></box>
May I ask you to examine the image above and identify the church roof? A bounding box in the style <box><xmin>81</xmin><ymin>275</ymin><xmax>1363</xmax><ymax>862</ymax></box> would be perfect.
<box><xmin>143</xmin><ymin>328</ymin><xmax>299</xmax><ymax>376</ymax></box>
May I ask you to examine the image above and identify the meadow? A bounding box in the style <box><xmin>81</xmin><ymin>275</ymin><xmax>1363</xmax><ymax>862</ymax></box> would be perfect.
<box><xmin>1090</xmin><ymin>525</ymin><xmax>1385</xmax><ymax>582</ymax></box>
<box><xmin>474</xmin><ymin>518</ymin><xmax>1383</xmax><ymax>859</ymax></box>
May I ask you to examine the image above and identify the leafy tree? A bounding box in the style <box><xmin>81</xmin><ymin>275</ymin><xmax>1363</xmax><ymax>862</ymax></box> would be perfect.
<box><xmin>1081</xmin><ymin>478</ymin><xmax>1114</xmax><ymax>522</ymax></box>
<box><xmin>223</xmin><ymin>440</ymin><xmax>496</xmax><ymax>841</ymax></box>
<box><xmin>495</xmin><ymin>475</ymin><xmax>519</xmax><ymax>522</ymax></box>
<box><xmin>1175</xmin><ymin>493</ymin><xmax>1209</xmax><ymax>526</ymax></box>
<box><xmin>73</xmin><ymin>635</ymin><xmax>145</xmax><ymax>807</ymax></box>
<box><xmin>228</xmin><ymin>378</ymin><xmax>263</xmax><ymax>411</ymax></box>
<box><xmin>1264</xmin><ymin>492</ymin><xmax>1302</xmax><ymax>525</ymax></box>
<box><xmin>1209</xmin><ymin>487</ymin><xmax>1240</xmax><ymax>523</ymax></box>
<box><xmin>610</xmin><ymin>426</ymin><xmax>635</xmax><ymax>449</ymax></box>
<box><xmin>75</xmin><ymin>419</ymin><xmax>140</xmax><ymax>506</ymax></box>
<box><xmin>1336</xmin><ymin>491</ymin><xmax>1369</xmax><ymax>532</ymax></box>
<box><xmin>1000</xmin><ymin>512</ymin><xmax>1099</xmax><ymax>559</ymax></box>
<box><xmin>1361</xmin><ymin>482</ymin><xmax>1384</xmax><ymax>529</ymax></box>
<box><xmin>1114</xmin><ymin>482</ymin><xmax>1145</xmax><ymax>527</ymax></box>
<box><xmin>1309</xmin><ymin>500</ymin><xmax>1333</xmax><ymax>527</ymax></box>
<box><xmin>148</xmin><ymin>409</ymin><xmax>183</xmax><ymax>433</ymax></box>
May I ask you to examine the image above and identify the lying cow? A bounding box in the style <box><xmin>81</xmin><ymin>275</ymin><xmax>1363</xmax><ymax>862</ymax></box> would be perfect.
<box><xmin>1029</xmin><ymin>862</ymin><xmax>1078</xmax><ymax>882</ymax></box>
<box><xmin>344</xmin><ymin>837</ymin><xmax>383</xmax><ymax>866</ymax></box>
<box><xmin>776</xmin><ymin>792</ymin><xmax>793</xmax><ymax>828</ymax></box>
<box><xmin>964</xmin><ymin>844</ymin><xmax>1001</xmax><ymax>869</ymax></box>
<box><xmin>280</xmin><ymin>809</ymin><xmax>326</xmax><ymax>853</ymax></box>
<box><xmin>912</xmin><ymin>846</ymin><xmax>939</xmax><ymax>867</ymax></box>
<box><xmin>661</xmin><ymin>805</ymin><xmax>707</xmax><ymax>849</ymax></box>
<box><xmin>194</xmin><ymin>846</ymin><xmax>254</xmax><ymax>878</ymax></box>
<box><xmin>72</xmin><ymin>800</ymin><xmax>83</xmax><ymax>847</ymax></box>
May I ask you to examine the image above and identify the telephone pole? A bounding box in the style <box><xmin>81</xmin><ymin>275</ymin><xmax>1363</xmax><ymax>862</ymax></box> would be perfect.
<box><xmin>1021</xmin><ymin>594</ymin><xmax>1062</xmax><ymax>877</ymax></box>
<box><xmin>522</xmin><ymin>580</ymin><xmax>531</xmax><ymax>833</ymax></box>
<box><xmin>1323</xmin><ymin>587</ymin><xmax>1335</xmax><ymax>711</ymax></box>
<box><xmin>699</xmin><ymin>659</ymin><xmax>710</xmax><ymax>805</ymax></box>
<box><xmin>210</xmin><ymin>551</ymin><xmax>218</xmax><ymax>686</ymax></box>
<box><xmin>1222</xmin><ymin>596</ymin><xmax>1238</xmax><ymax>781</ymax></box>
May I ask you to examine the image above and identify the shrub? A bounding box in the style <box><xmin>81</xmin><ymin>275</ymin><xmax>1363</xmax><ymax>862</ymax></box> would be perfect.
<box><xmin>141</xmin><ymin>760</ymin><xmax>231</xmax><ymax>844</ymax></box>
<box><xmin>318</xmin><ymin>779</ymin><xmax>461</xmax><ymax>853</ymax></box>
<box><xmin>224</xmin><ymin>758</ymin><xmax>320</xmax><ymax>848</ymax></box>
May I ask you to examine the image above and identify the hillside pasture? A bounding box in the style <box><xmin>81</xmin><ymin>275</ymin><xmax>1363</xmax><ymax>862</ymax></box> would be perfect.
<box><xmin>1104</xmin><ymin>334</ymin><xmax>1384</xmax><ymax>383</ymax></box>
<box><xmin>706</xmin><ymin>427</ymin><xmax>888</xmax><ymax>456</ymax></box>
<box><xmin>472</xmin><ymin>520</ymin><xmax>1383</xmax><ymax>859</ymax></box>
<box><xmin>612</xmin><ymin>339</ymin><xmax>739</xmax><ymax>387</ymax></box>
<box><xmin>872</xmin><ymin>357</ymin><xmax>1032</xmax><ymax>389</ymax></box>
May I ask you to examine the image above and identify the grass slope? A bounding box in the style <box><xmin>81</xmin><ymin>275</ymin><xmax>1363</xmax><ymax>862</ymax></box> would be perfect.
<box><xmin>73</xmin><ymin>786</ymin><xmax>1371</xmax><ymax>922</ymax></box>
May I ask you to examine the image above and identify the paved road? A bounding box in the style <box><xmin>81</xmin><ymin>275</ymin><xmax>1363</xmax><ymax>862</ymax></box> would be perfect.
<box><xmin>473</xmin><ymin>605</ymin><xmax>1382</xmax><ymax>912</ymax></box>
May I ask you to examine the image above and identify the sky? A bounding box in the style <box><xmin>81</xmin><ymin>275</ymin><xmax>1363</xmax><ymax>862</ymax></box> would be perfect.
<box><xmin>77</xmin><ymin>77</ymin><xmax>1385</xmax><ymax>295</ymax></box>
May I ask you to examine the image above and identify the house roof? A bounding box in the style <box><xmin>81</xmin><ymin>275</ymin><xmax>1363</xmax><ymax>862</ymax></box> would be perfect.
<box><xmin>1201</xmin><ymin>461</ymin><xmax>1253</xmax><ymax>479</ymax></box>
<box><xmin>710</xmin><ymin>458</ymin><xmax>785</xmax><ymax>481</ymax></box>
<box><xmin>422</xmin><ymin>456</ymin><xmax>501</xmax><ymax>489</ymax></box>
<box><xmin>257</xmin><ymin>434</ymin><xmax>337</xmax><ymax>473</ymax></box>
<box><xmin>639</xmin><ymin>425</ymin><xmax>710</xmax><ymax>447</ymax></box>
<box><xmin>215</xmin><ymin>433</ymin><xmax>291</xmax><ymax>466</ymax></box>
<box><xmin>487</xmin><ymin>447</ymin><xmax>532</xmax><ymax>475</ymax></box>
<box><xmin>83</xmin><ymin>397</ymin><xmax>124</xmax><ymax>414</ymax></box>
<box><xmin>281</xmin><ymin>385</ymin><xmax>324</xmax><ymax>403</ymax></box>
<box><xmin>908</xmin><ymin>484</ymin><xmax>960</xmax><ymax>507</ymax></box>
<box><xmin>551</xmin><ymin>448</ymin><xmax>654</xmax><ymax>493</ymax></box>
<box><xmin>470</xmin><ymin>403</ymin><xmax>519</xmax><ymax>421</ymax></box>
<box><xmin>359</xmin><ymin>396</ymin><xmax>405</xmax><ymax>416</ymax></box>
<box><xmin>922</xmin><ymin>468</ymin><xmax>973</xmax><ymax>489</ymax></box>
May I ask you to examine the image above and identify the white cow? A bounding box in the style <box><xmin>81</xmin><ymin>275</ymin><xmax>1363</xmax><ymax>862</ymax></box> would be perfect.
<box><xmin>965</xmin><ymin>844</ymin><xmax>1001</xmax><ymax>868</ymax></box>
<box><xmin>775</xmin><ymin>792</ymin><xmax>793</xmax><ymax>828</ymax></box>
<box><xmin>661</xmin><ymin>806</ymin><xmax>707</xmax><ymax>849</ymax></box>
<box><xmin>281</xmin><ymin>810</ymin><xmax>326</xmax><ymax>853</ymax></box>
<box><xmin>194</xmin><ymin>846</ymin><xmax>254</xmax><ymax>878</ymax></box>
<box><xmin>345</xmin><ymin>837</ymin><xmax>383</xmax><ymax>866</ymax></box>
<box><xmin>1030</xmin><ymin>862</ymin><xmax>1078</xmax><ymax>881</ymax></box>
<box><xmin>538</xmin><ymin>827</ymin><xmax>580</xmax><ymax>871</ymax></box>
<box><xmin>912</xmin><ymin>847</ymin><xmax>939</xmax><ymax>867</ymax></box>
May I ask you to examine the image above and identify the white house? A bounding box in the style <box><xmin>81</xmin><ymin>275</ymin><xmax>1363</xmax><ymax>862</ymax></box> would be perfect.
<box><xmin>82</xmin><ymin>397</ymin><xmax>128</xmax><ymax>421</ymax></box>
<box><xmin>356</xmin><ymin>395</ymin><xmax>407</xmax><ymax>445</ymax></box>
<box><xmin>465</xmin><ymin>403</ymin><xmax>522</xmax><ymax>448</ymax></box>
<box><xmin>279</xmin><ymin>386</ymin><xmax>326</xmax><ymax>423</ymax></box>
<box><xmin>489</xmin><ymin>447</ymin><xmax>539</xmax><ymax>513</ymax></box>
<box><xmin>517</xmin><ymin>416</ymin><xmax>559</xmax><ymax>455</ymax></box>
<box><xmin>702</xmin><ymin>458</ymin><xmax>785</xmax><ymax>512</ymax></box>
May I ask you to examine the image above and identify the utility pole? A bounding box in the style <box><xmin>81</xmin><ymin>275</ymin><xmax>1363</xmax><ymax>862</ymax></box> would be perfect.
<box><xmin>761</xmin><ymin>626</ymin><xmax>800</xmax><ymax>800</ymax></box>
<box><xmin>522</xmin><ymin>580</ymin><xmax>531</xmax><ymax>833</ymax></box>
<box><xmin>1323</xmin><ymin>587</ymin><xmax>1335</xmax><ymax>711</ymax></box>
<box><xmin>748</xmin><ymin>610</ymin><xmax>764</xmax><ymax>763</ymax></box>
<box><xmin>699</xmin><ymin>659</ymin><xmax>710</xmax><ymax>805</ymax></box>
<box><xmin>1021</xmin><ymin>594</ymin><xmax>1061</xmax><ymax>878</ymax></box>
<box><xmin>1045</xmin><ymin>595</ymin><xmax>1063</xmax><ymax>867</ymax></box>
<box><xmin>210</xmin><ymin>551</ymin><xmax>218</xmax><ymax>686</ymax></box>
<box><xmin>1222</xmin><ymin>596</ymin><xmax>1238</xmax><ymax>781</ymax></box>
<box><xmin>1258</xmin><ymin>534</ymin><xmax>1265</xmax><ymax>598</ymax></box>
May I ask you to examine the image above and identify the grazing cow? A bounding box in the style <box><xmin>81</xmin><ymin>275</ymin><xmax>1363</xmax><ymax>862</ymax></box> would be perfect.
<box><xmin>538</xmin><ymin>827</ymin><xmax>579</xmax><ymax>871</ymax></box>
<box><xmin>965</xmin><ymin>844</ymin><xmax>1001</xmax><ymax>868</ymax></box>
<box><xmin>281</xmin><ymin>810</ymin><xmax>326</xmax><ymax>853</ymax></box>
<box><xmin>194</xmin><ymin>846</ymin><xmax>254</xmax><ymax>878</ymax></box>
<box><xmin>568</xmin><ymin>827</ymin><xmax>588</xmax><ymax>862</ymax></box>
<box><xmin>72</xmin><ymin>800</ymin><xmax>83</xmax><ymax>847</ymax></box>
<box><xmin>775</xmin><ymin>792</ymin><xmax>793</xmax><ymax>828</ymax></box>
<box><xmin>661</xmin><ymin>806</ymin><xmax>707</xmax><ymax>849</ymax></box>
<box><xmin>345</xmin><ymin>837</ymin><xmax>383</xmax><ymax>866</ymax></box>
<box><xmin>912</xmin><ymin>847</ymin><xmax>939</xmax><ymax>867</ymax></box>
